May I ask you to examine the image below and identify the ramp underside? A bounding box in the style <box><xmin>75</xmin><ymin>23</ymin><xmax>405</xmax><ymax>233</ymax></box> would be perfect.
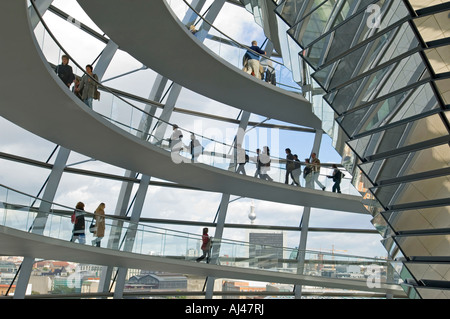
<box><xmin>76</xmin><ymin>0</ymin><xmax>321</xmax><ymax>129</ymax></box>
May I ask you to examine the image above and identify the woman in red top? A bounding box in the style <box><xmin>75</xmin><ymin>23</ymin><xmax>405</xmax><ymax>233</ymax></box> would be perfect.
<box><xmin>196</xmin><ymin>228</ymin><xmax>211</xmax><ymax>263</ymax></box>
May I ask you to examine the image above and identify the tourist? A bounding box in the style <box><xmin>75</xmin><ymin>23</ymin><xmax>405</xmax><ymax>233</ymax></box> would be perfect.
<box><xmin>92</xmin><ymin>203</ymin><xmax>106</xmax><ymax>247</ymax></box>
<box><xmin>259</xmin><ymin>146</ymin><xmax>273</xmax><ymax>181</ymax></box>
<box><xmin>196</xmin><ymin>228</ymin><xmax>211</xmax><ymax>263</ymax></box>
<box><xmin>311</xmin><ymin>152</ymin><xmax>325</xmax><ymax>191</ymax></box>
<box><xmin>76</xmin><ymin>64</ymin><xmax>98</xmax><ymax>108</ymax></box>
<box><xmin>303</xmin><ymin>158</ymin><xmax>313</xmax><ymax>189</ymax></box>
<box><xmin>244</xmin><ymin>40</ymin><xmax>266</xmax><ymax>79</ymax></box>
<box><xmin>55</xmin><ymin>55</ymin><xmax>75</xmax><ymax>88</ymax></box>
<box><xmin>328</xmin><ymin>164</ymin><xmax>343</xmax><ymax>193</ymax></box>
<box><xmin>285</xmin><ymin>148</ymin><xmax>297</xmax><ymax>185</ymax></box>
<box><xmin>71</xmin><ymin>202</ymin><xmax>86</xmax><ymax>244</ymax></box>
<box><xmin>235</xmin><ymin>143</ymin><xmax>247</xmax><ymax>175</ymax></box>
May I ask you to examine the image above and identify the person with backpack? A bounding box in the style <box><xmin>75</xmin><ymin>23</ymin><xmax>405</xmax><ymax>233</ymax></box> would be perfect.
<box><xmin>328</xmin><ymin>164</ymin><xmax>344</xmax><ymax>193</ymax></box>
<box><xmin>71</xmin><ymin>202</ymin><xmax>86</xmax><ymax>244</ymax></box>
<box><xmin>259</xmin><ymin>146</ymin><xmax>273</xmax><ymax>181</ymax></box>
<box><xmin>303</xmin><ymin>158</ymin><xmax>313</xmax><ymax>188</ymax></box>
<box><xmin>292</xmin><ymin>154</ymin><xmax>302</xmax><ymax>186</ymax></box>
<box><xmin>284</xmin><ymin>148</ymin><xmax>298</xmax><ymax>185</ymax></box>
<box><xmin>196</xmin><ymin>228</ymin><xmax>212</xmax><ymax>263</ymax></box>
<box><xmin>235</xmin><ymin>143</ymin><xmax>247</xmax><ymax>175</ymax></box>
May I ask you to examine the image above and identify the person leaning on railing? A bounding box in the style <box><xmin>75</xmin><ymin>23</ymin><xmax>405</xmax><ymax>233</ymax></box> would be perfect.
<box><xmin>243</xmin><ymin>40</ymin><xmax>266</xmax><ymax>80</ymax></box>
<box><xmin>76</xmin><ymin>64</ymin><xmax>98</xmax><ymax>109</ymax></box>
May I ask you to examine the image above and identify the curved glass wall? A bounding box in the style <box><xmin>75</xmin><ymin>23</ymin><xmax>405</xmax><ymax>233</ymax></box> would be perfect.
<box><xmin>273</xmin><ymin>0</ymin><xmax>450</xmax><ymax>298</ymax></box>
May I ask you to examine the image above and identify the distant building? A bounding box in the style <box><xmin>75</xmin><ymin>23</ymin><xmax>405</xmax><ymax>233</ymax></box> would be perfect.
<box><xmin>125</xmin><ymin>272</ymin><xmax>187</xmax><ymax>291</ymax></box>
<box><xmin>0</xmin><ymin>261</ymin><xmax>17</xmax><ymax>285</ymax></box>
<box><xmin>248</xmin><ymin>232</ymin><xmax>284</xmax><ymax>269</ymax></box>
<box><xmin>0</xmin><ymin>284</ymin><xmax>15</xmax><ymax>295</ymax></box>
<box><xmin>222</xmin><ymin>280</ymin><xmax>267</xmax><ymax>299</ymax></box>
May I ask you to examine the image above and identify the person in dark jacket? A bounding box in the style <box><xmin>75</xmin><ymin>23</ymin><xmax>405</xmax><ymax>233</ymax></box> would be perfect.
<box><xmin>244</xmin><ymin>40</ymin><xmax>266</xmax><ymax>79</ymax></box>
<box><xmin>254</xmin><ymin>148</ymin><xmax>261</xmax><ymax>178</ymax></box>
<box><xmin>292</xmin><ymin>154</ymin><xmax>302</xmax><ymax>186</ymax></box>
<box><xmin>328</xmin><ymin>164</ymin><xmax>343</xmax><ymax>193</ymax></box>
<box><xmin>285</xmin><ymin>148</ymin><xmax>298</xmax><ymax>185</ymax></box>
<box><xmin>71</xmin><ymin>201</ymin><xmax>86</xmax><ymax>244</ymax></box>
<box><xmin>55</xmin><ymin>55</ymin><xmax>75</xmax><ymax>88</ymax></box>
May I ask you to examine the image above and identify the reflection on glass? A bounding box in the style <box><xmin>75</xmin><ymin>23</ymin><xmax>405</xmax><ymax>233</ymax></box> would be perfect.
<box><xmin>359</xmin><ymin>143</ymin><xmax>450</xmax><ymax>183</ymax></box>
<box><xmin>371</xmin><ymin>175</ymin><xmax>450</xmax><ymax>208</ymax></box>
<box><xmin>347</xmin><ymin>113</ymin><xmax>448</xmax><ymax>160</ymax></box>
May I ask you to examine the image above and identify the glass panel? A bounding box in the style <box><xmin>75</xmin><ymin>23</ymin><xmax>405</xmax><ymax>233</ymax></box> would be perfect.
<box><xmin>382</xmin><ymin>205</ymin><xmax>450</xmax><ymax>233</ymax></box>
<box><xmin>347</xmin><ymin>113</ymin><xmax>448</xmax><ymax>160</ymax></box>
<box><xmin>324</xmin><ymin>52</ymin><xmax>428</xmax><ymax>115</ymax></box>
<box><xmin>435</xmin><ymin>78</ymin><xmax>450</xmax><ymax>105</ymax></box>
<box><xmin>359</xmin><ymin>143</ymin><xmax>450</xmax><ymax>183</ymax></box>
<box><xmin>413</xmin><ymin>11</ymin><xmax>450</xmax><ymax>43</ymax></box>
<box><xmin>337</xmin><ymin>83</ymin><xmax>439</xmax><ymax>138</ymax></box>
<box><xmin>395</xmin><ymin>234</ymin><xmax>450</xmax><ymax>257</ymax></box>
<box><xmin>303</xmin><ymin>0</ymin><xmax>410</xmax><ymax>70</ymax></box>
<box><xmin>275</xmin><ymin>0</ymin><xmax>312</xmax><ymax>27</ymax></box>
<box><xmin>313</xmin><ymin>22</ymin><xmax>419</xmax><ymax>90</ymax></box>
<box><xmin>371</xmin><ymin>174</ymin><xmax>450</xmax><ymax>208</ymax></box>
<box><xmin>416</xmin><ymin>288</ymin><xmax>450</xmax><ymax>299</ymax></box>
<box><xmin>291</xmin><ymin>0</ymin><xmax>337</xmax><ymax>48</ymax></box>
<box><xmin>424</xmin><ymin>45</ymin><xmax>450</xmax><ymax>75</ymax></box>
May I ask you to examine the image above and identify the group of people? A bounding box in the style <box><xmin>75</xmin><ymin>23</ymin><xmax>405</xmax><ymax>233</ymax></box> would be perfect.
<box><xmin>284</xmin><ymin>150</ymin><xmax>344</xmax><ymax>193</ymax></box>
<box><xmin>235</xmin><ymin>146</ymin><xmax>344</xmax><ymax>193</ymax></box>
<box><xmin>70</xmin><ymin>202</ymin><xmax>106</xmax><ymax>247</ymax></box>
<box><xmin>243</xmin><ymin>40</ymin><xmax>276</xmax><ymax>85</ymax></box>
<box><xmin>286</xmin><ymin>151</ymin><xmax>328</xmax><ymax>190</ymax></box>
<box><xmin>55</xmin><ymin>55</ymin><xmax>99</xmax><ymax>108</ymax></box>
<box><xmin>235</xmin><ymin>145</ymin><xmax>273</xmax><ymax>181</ymax></box>
<box><xmin>168</xmin><ymin>125</ymin><xmax>204</xmax><ymax>162</ymax></box>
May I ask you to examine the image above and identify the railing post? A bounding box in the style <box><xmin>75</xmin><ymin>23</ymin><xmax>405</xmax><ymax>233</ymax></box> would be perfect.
<box><xmin>113</xmin><ymin>174</ymin><xmax>151</xmax><ymax>299</ymax></box>
<box><xmin>205</xmin><ymin>193</ymin><xmax>230</xmax><ymax>299</ymax></box>
<box><xmin>29</xmin><ymin>0</ymin><xmax>54</xmax><ymax>29</ymax></box>
<box><xmin>13</xmin><ymin>146</ymin><xmax>70</xmax><ymax>299</ymax></box>
<box><xmin>294</xmin><ymin>206</ymin><xmax>310</xmax><ymax>299</ymax></box>
<box><xmin>195</xmin><ymin>0</ymin><xmax>226</xmax><ymax>42</ymax></box>
<box><xmin>294</xmin><ymin>129</ymin><xmax>322</xmax><ymax>298</ymax></box>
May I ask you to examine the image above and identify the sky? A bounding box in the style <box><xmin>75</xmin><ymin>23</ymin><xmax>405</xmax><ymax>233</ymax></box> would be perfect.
<box><xmin>0</xmin><ymin>0</ymin><xmax>389</xmax><ymax>259</ymax></box>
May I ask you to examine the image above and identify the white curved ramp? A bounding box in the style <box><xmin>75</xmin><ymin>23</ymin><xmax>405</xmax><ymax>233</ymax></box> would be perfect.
<box><xmin>0</xmin><ymin>226</ymin><xmax>404</xmax><ymax>295</ymax></box>
<box><xmin>0</xmin><ymin>0</ymin><xmax>367</xmax><ymax>214</ymax></box>
<box><xmin>76</xmin><ymin>0</ymin><xmax>321</xmax><ymax>129</ymax></box>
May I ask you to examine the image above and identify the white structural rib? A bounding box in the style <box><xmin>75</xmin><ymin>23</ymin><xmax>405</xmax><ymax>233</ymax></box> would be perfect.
<box><xmin>76</xmin><ymin>0</ymin><xmax>322</xmax><ymax>129</ymax></box>
<box><xmin>0</xmin><ymin>226</ymin><xmax>404</xmax><ymax>295</ymax></box>
<box><xmin>0</xmin><ymin>0</ymin><xmax>368</xmax><ymax>214</ymax></box>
